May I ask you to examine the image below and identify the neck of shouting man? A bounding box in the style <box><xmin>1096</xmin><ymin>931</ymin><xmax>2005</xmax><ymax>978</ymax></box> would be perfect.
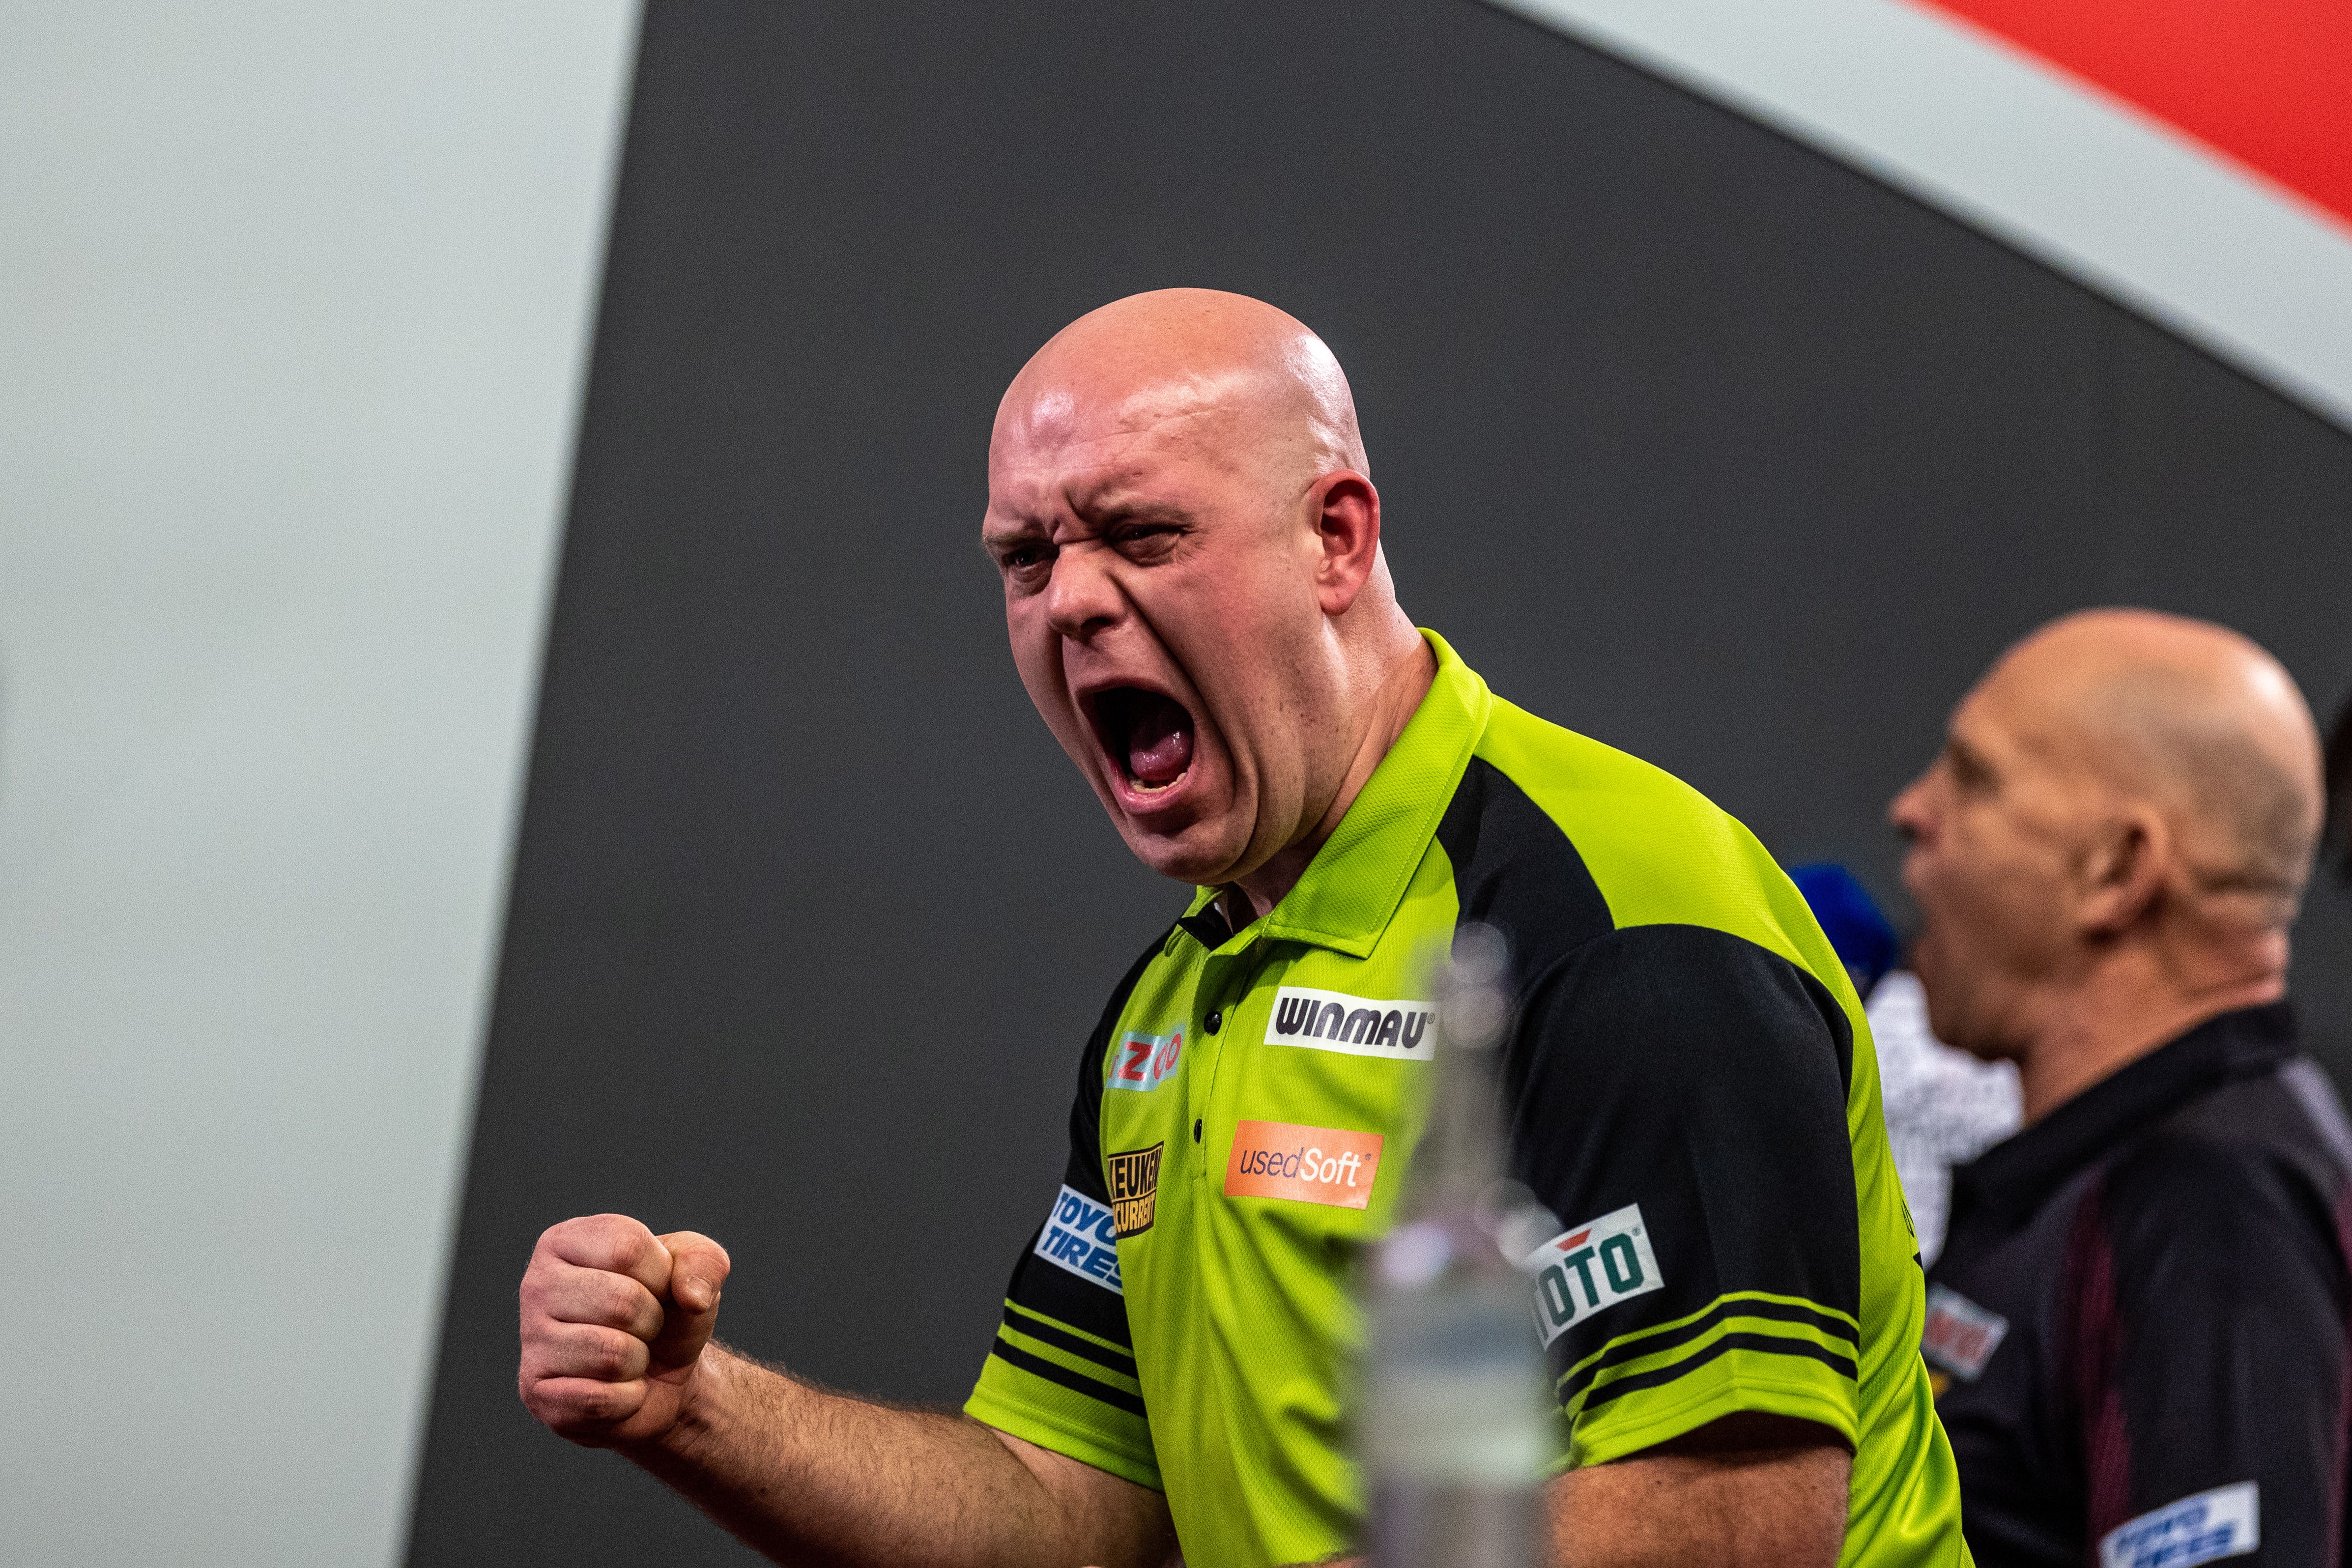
<box><xmin>1228</xmin><ymin>624</ymin><xmax>1434</xmax><ymax>923</ymax></box>
<box><xmin>2008</xmin><ymin>902</ymin><xmax>2290</xmax><ymax>1125</ymax></box>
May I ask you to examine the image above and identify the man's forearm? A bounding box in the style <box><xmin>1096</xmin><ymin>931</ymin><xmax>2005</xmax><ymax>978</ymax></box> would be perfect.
<box><xmin>1549</xmin><ymin>1422</ymin><xmax>1850</xmax><ymax>1568</ymax></box>
<box><xmin>627</xmin><ymin>1343</ymin><xmax>1167</xmax><ymax>1568</ymax></box>
<box><xmin>1286</xmin><ymin>1420</ymin><xmax>1848</xmax><ymax>1568</ymax></box>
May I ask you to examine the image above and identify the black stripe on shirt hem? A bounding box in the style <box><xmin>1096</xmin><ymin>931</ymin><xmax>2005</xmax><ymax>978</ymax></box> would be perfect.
<box><xmin>1578</xmin><ymin>1331</ymin><xmax>1858</xmax><ymax>1415</ymax></box>
<box><xmin>1559</xmin><ymin>1296</ymin><xmax>1857</xmax><ymax>1406</ymax></box>
<box><xmin>1003</xmin><ymin>1302</ymin><xmax>1139</xmax><ymax>1379</ymax></box>
<box><xmin>989</xmin><ymin>1337</ymin><xmax>1148</xmax><ymax>1419</ymax></box>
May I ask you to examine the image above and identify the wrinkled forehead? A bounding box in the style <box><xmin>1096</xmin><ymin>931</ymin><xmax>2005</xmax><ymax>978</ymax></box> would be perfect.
<box><xmin>988</xmin><ymin>367</ymin><xmax>1279</xmax><ymax>520</ymax></box>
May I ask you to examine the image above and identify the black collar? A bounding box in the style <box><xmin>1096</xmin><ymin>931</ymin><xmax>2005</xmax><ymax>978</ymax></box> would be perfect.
<box><xmin>1949</xmin><ymin>1002</ymin><xmax>2299</xmax><ymax>1228</ymax></box>
<box><xmin>1175</xmin><ymin>895</ymin><xmax>1240</xmax><ymax>950</ymax></box>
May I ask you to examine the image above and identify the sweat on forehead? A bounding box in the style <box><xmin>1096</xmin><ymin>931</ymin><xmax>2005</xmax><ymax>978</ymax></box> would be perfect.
<box><xmin>995</xmin><ymin>289</ymin><xmax>1368</xmax><ymax>480</ymax></box>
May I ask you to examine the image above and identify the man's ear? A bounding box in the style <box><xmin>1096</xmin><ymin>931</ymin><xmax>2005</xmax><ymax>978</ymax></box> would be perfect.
<box><xmin>1309</xmin><ymin>471</ymin><xmax>1381</xmax><ymax>618</ymax></box>
<box><xmin>2076</xmin><ymin>805</ymin><xmax>2171</xmax><ymax>938</ymax></box>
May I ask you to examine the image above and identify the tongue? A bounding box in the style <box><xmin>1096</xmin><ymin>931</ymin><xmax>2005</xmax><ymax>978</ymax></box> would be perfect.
<box><xmin>1125</xmin><ymin>694</ymin><xmax>1194</xmax><ymax>787</ymax></box>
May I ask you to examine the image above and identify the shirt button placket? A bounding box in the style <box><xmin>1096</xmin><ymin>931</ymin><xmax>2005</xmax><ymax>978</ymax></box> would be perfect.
<box><xmin>1191</xmin><ymin>950</ymin><xmax>1239</xmax><ymax>1182</ymax></box>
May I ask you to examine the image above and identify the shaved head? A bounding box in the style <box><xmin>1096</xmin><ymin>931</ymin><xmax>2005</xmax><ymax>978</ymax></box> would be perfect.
<box><xmin>1893</xmin><ymin>607</ymin><xmax>2322</xmax><ymax>1104</ymax></box>
<box><xmin>1986</xmin><ymin>609</ymin><xmax>2323</xmax><ymax>916</ymax></box>
<box><xmin>983</xmin><ymin>289</ymin><xmax>1427</xmax><ymax>906</ymax></box>
<box><xmin>997</xmin><ymin>288</ymin><xmax>1368</xmax><ymax>498</ymax></box>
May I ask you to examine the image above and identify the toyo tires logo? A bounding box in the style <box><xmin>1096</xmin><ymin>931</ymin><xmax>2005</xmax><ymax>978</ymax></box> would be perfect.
<box><xmin>1032</xmin><ymin>1184</ymin><xmax>1122</xmax><ymax>1293</ymax></box>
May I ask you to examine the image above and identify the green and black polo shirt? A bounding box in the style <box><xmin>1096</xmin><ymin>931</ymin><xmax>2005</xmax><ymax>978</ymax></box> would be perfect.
<box><xmin>966</xmin><ymin>631</ymin><xmax>1969</xmax><ymax>1568</ymax></box>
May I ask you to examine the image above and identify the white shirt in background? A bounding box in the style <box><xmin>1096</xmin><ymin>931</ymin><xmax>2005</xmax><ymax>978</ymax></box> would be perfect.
<box><xmin>1866</xmin><ymin>971</ymin><xmax>2022</xmax><ymax>1265</ymax></box>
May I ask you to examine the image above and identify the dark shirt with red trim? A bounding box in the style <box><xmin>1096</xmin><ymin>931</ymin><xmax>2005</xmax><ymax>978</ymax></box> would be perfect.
<box><xmin>1926</xmin><ymin>1003</ymin><xmax>2352</xmax><ymax>1568</ymax></box>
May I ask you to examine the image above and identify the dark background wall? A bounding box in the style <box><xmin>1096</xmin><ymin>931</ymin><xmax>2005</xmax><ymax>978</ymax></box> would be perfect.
<box><xmin>406</xmin><ymin>1</ymin><xmax>2352</xmax><ymax>1560</ymax></box>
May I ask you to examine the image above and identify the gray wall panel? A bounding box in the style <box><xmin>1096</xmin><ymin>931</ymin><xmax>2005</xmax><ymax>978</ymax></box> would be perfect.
<box><xmin>0</xmin><ymin>5</ymin><xmax>638</xmax><ymax>1565</ymax></box>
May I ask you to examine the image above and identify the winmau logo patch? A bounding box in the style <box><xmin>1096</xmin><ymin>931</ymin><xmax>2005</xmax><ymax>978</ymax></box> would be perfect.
<box><xmin>1264</xmin><ymin>986</ymin><xmax>1434</xmax><ymax>1061</ymax></box>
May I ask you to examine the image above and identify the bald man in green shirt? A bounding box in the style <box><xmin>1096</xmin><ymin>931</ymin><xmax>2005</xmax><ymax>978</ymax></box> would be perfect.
<box><xmin>516</xmin><ymin>289</ymin><xmax>1971</xmax><ymax>1568</ymax></box>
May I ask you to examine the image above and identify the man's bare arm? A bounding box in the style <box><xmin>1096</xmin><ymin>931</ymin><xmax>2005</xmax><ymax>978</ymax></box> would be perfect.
<box><xmin>519</xmin><ymin>1214</ymin><xmax>1176</xmax><ymax>1568</ymax></box>
<box><xmin>1549</xmin><ymin>1415</ymin><xmax>1850</xmax><ymax>1568</ymax></box>
<box><xmin>635</xmin><ymin>1345</ymin><xmax>1176</xmax><ymax>1568</ymax></box>
<box><xmin>1304</xmin><ymin>1415</ymin><xmax>1850</xmax><ymax>1568</ymax></box>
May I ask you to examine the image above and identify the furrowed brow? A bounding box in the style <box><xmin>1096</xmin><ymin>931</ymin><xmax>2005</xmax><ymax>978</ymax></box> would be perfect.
<box><xmin>980</xmin><ymin>513</ymin><xmax>1048</xmax><ymax>550</ymax></box>
<box><xmin>1088</xmin><ymin>498</ymin><xmax>1193</xmax><ymax>528</ymax></box>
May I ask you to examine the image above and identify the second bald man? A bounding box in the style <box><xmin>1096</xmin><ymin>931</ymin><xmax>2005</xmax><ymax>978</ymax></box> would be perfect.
<box><xmin>1896</xmin><ymin>610</ymin><xmax>2352</xmax><ymax>1568</ymax></box>
<box><xmin>516</xmin><ymin>292</ymin><xmax>1970</xmax><ymax>1568</ymax></box>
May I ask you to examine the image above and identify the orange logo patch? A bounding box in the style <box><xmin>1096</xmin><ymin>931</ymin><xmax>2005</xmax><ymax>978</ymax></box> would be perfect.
<box><xmin>1223</xmin><ymin>1119</ymin><xmax>1383</xmax><ymax>1209</ymax></box>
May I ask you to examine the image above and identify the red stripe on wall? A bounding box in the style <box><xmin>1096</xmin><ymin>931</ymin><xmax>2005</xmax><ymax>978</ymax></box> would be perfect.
<box><xmin>1913</xmin><ymin>0</ymin><xmax>2352</xmax><ymax>230</ymax></box>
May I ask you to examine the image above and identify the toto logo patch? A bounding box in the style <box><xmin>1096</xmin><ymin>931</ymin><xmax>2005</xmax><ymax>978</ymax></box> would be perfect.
<box><xmin>1524</xmin><ymin>1204</ymin><xmax>1664</xmax><ymax>1347</ymax></box>
<box><xmin>1222</xmin><ymin>1119</ymin><xmax>1383</xmax><ymax>1209</ymax></box>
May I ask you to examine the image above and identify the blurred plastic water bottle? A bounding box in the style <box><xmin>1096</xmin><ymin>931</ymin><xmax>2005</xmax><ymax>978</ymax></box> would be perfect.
<box><xmin>1362</xmin><ymin>925</ymin><xmax>1556</xmax><ymax>1568</ymax></box>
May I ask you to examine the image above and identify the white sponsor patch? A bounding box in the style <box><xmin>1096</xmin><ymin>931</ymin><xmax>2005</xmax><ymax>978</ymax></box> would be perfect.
<box><xmin>2099</xmin><ymin>1482</ymin><xmax>2259</xmax><ymax>1568</ymax></box>
<box><xmin>1922</xmin><ymin>1284</ymin><xmax>2008</xmax><ymax>1381</ymax></box>
<box><xmin>1032</xmin><ymin>1184</ymin><xmax>1122</xmax><ymax>1294</ymax></box>
<box><xmin>1524</xmin><ymin>1204</ymin><xmax>1663</xmax><ymax>1346</ymax></box>
<box><xmin>1264</xmin><ymin>985</ymin><xmax>1434</xmax><ymax>1060</ymax></box>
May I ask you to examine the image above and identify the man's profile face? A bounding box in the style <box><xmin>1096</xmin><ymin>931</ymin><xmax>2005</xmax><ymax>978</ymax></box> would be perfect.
<box><xmin>1889</xmin><ymin>671</ymin><xmax>2083</xmax><ymax>1058</ymax></box>
<box><xmin>982</xmin><ymin>372</ymin><xmax>1336</xmax><ymax>888</ymax></box>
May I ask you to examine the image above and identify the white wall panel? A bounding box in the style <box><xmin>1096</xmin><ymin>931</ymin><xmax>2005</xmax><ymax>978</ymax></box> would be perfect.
<box><xmin>0</xmin><ymin>5</ymin><xmax>637</xmax><ymax>1562</ymax></box>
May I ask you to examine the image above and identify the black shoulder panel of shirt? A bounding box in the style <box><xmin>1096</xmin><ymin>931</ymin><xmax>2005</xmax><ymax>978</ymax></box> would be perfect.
<box><xmin>2072</xmin><ymin>1068</ymin><xmax>2352</xmax><ymax>1550</ymax></box>
<box><xmin>1434</xmin><ymin>754</ymin><xmax>1615</xmax><ymax>971</ymax></box>
<box><xmin>993</xmin><ymin>925</ymin><xmax>1172</xmax><ymax>1354</ymax></box>
<box><xmin>1512</xmin><ymin>926</ymin><xmax>1864</xmax><ymax>1338</ymax></box>
<box><xmin>1436</xmin><ymin>753</ymin><xmax>1864</xmax><ymax>1366</ymax></box>
<box><xmin>1435</xmin><ymin>754</ymin><xmax>1854</xmax><ymax>1096</ymax></box>
<box><xmin>1948</xmin><ymin>1002</ymin><xmax>2334</xmax><ymax>1235</ymax></box>
<box><xmin>1932</xmin><ymin>1004</ymin><xmax>2352</xmax><ymax>1567</ymax></box>
<box><xmin>1068</xmin><ymin>925</ymin><xmax>1176</xmax><ymax>1191</ymax></box>
<box><xmin>2101</xmin><ymin>1055</ymin><xmax>2352</xmax><ymax>1268</ymax></box>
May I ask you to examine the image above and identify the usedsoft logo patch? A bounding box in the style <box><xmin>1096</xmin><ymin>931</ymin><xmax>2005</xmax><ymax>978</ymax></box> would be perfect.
<box><xmin>1264</xmin><ymin>986</ymin><xmax>1434</xmax><ymax>1061</ymax></box>
<box><xmin>1032</xmin><ymin>1184</ymin><xmax>1122</xmax><ymax>1293</ymax></box>
<box><xmin>1107</xmin><ymin>1142</ymin><xmax>1162</xmax><ymax>1238</ymax></box>
<box><xmin>1107</xmin><ymin>1028</ymin><xmax>1182</xmax><ymax>1092</ymax></box>
<box><xmin>1524</xmin><ymin>1204</ymin><xmax>1664</xmax><ymax>1347</ymax></box>
<box><xmin>1223</xmin><ymin>1119</ymin><xmax>1383</xmax><ymax>1209</ymax></box>
<box><xmin>1922</xmin><ymin>1284</ymin><xmax>2008</xmax><ymax>1382</ymax></box>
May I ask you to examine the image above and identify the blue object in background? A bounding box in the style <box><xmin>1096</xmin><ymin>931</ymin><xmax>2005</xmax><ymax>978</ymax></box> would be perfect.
<box><xmin>1788</xmin><ymin>862</ymin><xmax>1901</xmax><ymax>1000</ymax></box>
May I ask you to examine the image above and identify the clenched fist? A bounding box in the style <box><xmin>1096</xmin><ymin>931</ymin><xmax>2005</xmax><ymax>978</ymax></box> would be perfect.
<box><xmin>518</xmin><ymin>1214</ymin><xmax>731</xmax><ymax>1447</ymax></box>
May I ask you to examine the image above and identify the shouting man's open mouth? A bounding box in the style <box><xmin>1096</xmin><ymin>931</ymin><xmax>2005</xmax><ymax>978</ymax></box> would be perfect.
<box><xmin>1085</xmin><ymin>684</ymin><xmax>1199</xmax><ymax>813</ymax></box>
